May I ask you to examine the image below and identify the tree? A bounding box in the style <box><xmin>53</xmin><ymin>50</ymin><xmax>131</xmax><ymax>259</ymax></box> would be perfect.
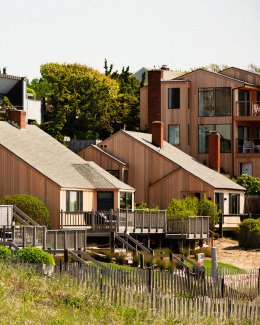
<box><xmin>233</xmin><ymin>174</ymin><xmax>260</xmax><ymax>195</ymax></box>
<box><xmin>104</xmin><ymin>59</ymin><xmax>140</xmax><ymax>131</ymax></box>
<box><xmin>191</xmin><ymin>63</ymin><xmax>229</xmax><ymax>73</ymax></box>
<box><xmin>248</xmin><ymin>64</ymin><xmax>260</xmax><ymax>73</ymax></box>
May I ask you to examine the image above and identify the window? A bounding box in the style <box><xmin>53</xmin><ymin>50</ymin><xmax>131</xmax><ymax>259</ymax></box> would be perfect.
<box><xmin>120</xmin><ymin>192</ymin><xmax>132</xmax><ymax>209</ymax></box>
<box><xmin>66</xmin><ymin>191</ymin><xmax>83</xmax><ymax>212</ymax></box>
<box><xmin>229</xmin><ymin>193</ymin><xmax>240</xmax><ymax>214</ymax></box>
<box><xmin>198</xmin><ymin>87</ymin><xmax>231</xmax><ymax>116</ymax></box>
<box><xmin>107</xmin><ymin>170</ymin><xmax>119</xmax><ymax>179</ymax></box>
<box><xmin>168</xmin><ymin>124</ymin><xmax>180</xmax><ymax>145</ymax></box>
<box><xmin>215</xmin><ymin>192</ymin><xmax>224</xmax><ymax>213</ymax></box>
<box><xmin>198</xmin><ymin>124</ymin><xmax>231</xmax><ymax>153</ymax></box>
<box><xmin>168</xmin><ymin>88</ymin><xmax>180</xmax><ymax>109</ymax></box>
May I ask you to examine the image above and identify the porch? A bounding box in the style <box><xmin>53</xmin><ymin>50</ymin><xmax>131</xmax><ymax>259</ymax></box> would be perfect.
<box><xmin>235</xmin><ymin>101</ymin><xmax>260</xmax><ymax>118</ymax></box>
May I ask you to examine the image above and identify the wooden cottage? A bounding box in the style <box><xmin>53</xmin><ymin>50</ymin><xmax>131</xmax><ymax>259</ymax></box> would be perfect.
<box><xmin>0</xmin><ymin>111</ymin><xmax>134</xmax><ymax>228</ymax></box>
<box><xmin>79</xmin><ymin>122</ymin><xmax>245</xmax><ymax>227</ymax></box>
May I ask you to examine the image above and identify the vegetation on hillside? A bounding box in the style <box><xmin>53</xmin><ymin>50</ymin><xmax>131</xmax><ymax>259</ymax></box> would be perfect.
<box><xmin>0</xmin><ymin>194</ymin><xmax>50</xmax><ymax>226</ymax></box>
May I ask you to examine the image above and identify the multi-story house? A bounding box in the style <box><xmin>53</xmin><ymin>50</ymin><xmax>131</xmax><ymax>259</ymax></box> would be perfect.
<box><xmin>140</xmin><ymin>66</ymin><xmax>260</xmax><ymax>178</ymax></box>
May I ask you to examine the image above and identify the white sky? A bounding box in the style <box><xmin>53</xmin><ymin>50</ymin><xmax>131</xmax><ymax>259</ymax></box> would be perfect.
<box><xmin>1</xmin><ymin>0</ymin><xmax>259</xmax><ymax>80</ymax></box>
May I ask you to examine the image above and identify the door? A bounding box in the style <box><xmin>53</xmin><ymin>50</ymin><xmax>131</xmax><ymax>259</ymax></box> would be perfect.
<box><xmin>238</xmin><ymin>90</ymin><xmax>250</xmax><ymax>115</ymax></box>
<box><xmin>238</xmin><ymin>126</ymin><xmax>249</xmax><ymax>153</ymax></box>
<box><xmin>97</xmin><ymin>192</ymin><xmax>114</xmax><ymax>211</ymax></box>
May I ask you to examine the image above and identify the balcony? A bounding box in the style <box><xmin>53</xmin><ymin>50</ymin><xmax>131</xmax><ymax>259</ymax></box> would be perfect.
<box><xmin>236</xmin><ymin>138</ymin><xmax>260</xmax><ymax>154</ymax></box>
<box><xmin>235</xmin><ymin>101</ymin><xmax>260</xmax><ymax>117</ymax></box>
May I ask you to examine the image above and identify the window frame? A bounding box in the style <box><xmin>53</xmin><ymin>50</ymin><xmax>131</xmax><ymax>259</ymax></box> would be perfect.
<box><xmin>168</xmin><ymin>88</ymin><xmax>180</xmax><ymax>109</ymax></box>
<box><xmin>66</xmin><ymin>191</ymin><xmax>83</xmax><ymax>212</ymax></box>
<box><xmin>229</xmin><ymin>193</ymin><xmax>240</xmax><ymax>214</ymax></box>
<box><xmin>120</xmin><ymin>192</ymin><xmax>132</xmax><ymax>210</ymax></box>
<box><xmin>168</xmin><ymin>124</ymin><xmax>180</xmax><ymax>145</ymax></box>
<box><xmin>198</xmin><ymin>124</ymin><xmax>231</xmax><ymax>154</ymax></box>
<box><xmin>198</xmin><ymin>87</ymin><xmax>231</xmax><ymax>117</ymax></box>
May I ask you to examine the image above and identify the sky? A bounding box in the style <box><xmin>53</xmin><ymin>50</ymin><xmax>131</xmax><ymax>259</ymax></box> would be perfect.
<box><xmin>1</xmin><ymin>0</ymin><xmax>260</xmax><ymax>80</ymax></box>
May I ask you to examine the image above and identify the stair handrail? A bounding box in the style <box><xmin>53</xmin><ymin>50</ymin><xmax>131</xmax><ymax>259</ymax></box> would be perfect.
<box><xmin>13</xmin><ymin>205</ymin><xmax>43</xmax><ymax>228</ymax></box>
<box><xmin>123</xmin><ymin>233</ymin><xmax>151</xmax><ymax>255</ymax></box>
<box><xmin>115</xmin><ymin>233</ymin><xmax>139</xmax><ymax>253</ymax></box>
<box><xmin>76</xmin><ymin>250</ymin><xmax>107</xmax><ymax>269</ymax></box>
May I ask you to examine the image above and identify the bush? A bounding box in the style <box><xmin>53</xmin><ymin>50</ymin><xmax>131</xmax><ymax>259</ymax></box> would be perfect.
<box><xmin>17</xmin><ymin>247</ymin><xmax>55</xmax><ymax>266</ymax></box>
<box><xmin>166</xmin><ymin>196</ymin><xmax>220</xmax><ymax>231</ymax></box>
<box><xmin>132</xmin><ymin>254</ymin><xmax>140</xmax><ymax>267</ymax></box>
<box><xmin>134</xmin><ymin>201</ymin><xmax>159</xmax><ymax>211</ymax></box>
<box><xmin>167</xmin><ymin>197</ymin><xmax>198</xmax><ymax>218</ymax></box>
<box><xmin>233</xmin><ymin>174</ymin><xmax>260</xmax><ymax>195</ymax></box>
<box><xmin>0</xmin><ymin>245</ymin><xmax>12</xmax><ymax>260</ymax></box>
<box><xmin>114</xmin><ymin>254</ymin><xmax>125</xmax><ymax>265</ymax></box>
<box><xmin>144</xmin><ymin>256</ymin><xmax>154</xmax><ymax>268</ymax></box>
<box><xmin>0</xmin><ymin>194</ymin><xmax>50</xmax><ymax>226</ymax></box>
<box><xmin>238</xmin><ymin>218</ymin><xmax>260</xmax><ymax>248</ymax></box>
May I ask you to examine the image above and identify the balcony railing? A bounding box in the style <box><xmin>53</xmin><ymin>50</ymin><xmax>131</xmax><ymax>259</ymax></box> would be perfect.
<box><xmin>235</xmin><ymin>101</ymin><xmax>260</xmax><ymax>117</ymax></box>
<box><xmin>236</xmin><ymin>138</ymin><xmax>260</xmax><ymax>154</ymax></box>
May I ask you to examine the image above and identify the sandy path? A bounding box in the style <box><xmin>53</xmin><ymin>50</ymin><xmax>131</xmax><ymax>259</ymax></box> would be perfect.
<box><xmin>213</xmin><ymin>238</ymin><xmax>260</xmax><ymax>269</ymax></box>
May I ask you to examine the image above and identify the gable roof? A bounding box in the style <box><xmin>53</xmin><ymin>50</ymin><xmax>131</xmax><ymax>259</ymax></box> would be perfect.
<box><xmin>120</xmin><ymin>130</ymin><xmax>244</xmax><ymax>191</ymax></box>
<box><xmin>172</xmin><ymin>68</ymin><xmax>257</xmax><ymax>87</ymax></box>
<box><xmin>91</xmin><ymin>145</ymin><xmax>127</xmax><ymax>166</ymax></box>
<box><xmin>0</xmin><ymin>122</ymin><xmax>133</xmax><ymax>191</ymax></box>
<box><xmin>220</xmin><ymin>67</ymin><xmax>260</xmax><ymax>77</ymax></box>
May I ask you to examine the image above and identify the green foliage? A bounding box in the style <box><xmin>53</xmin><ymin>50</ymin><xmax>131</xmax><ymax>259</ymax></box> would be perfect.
<box><xmin>0</xmin><ymin>194</ymin><xmax>50</xmax><ymax>226</ymax></box>
<box><xmin>114</xmin><ymin>254</ymin><xmax>125</xmax><ymax>265</ymax></box>
<box><xmin>167</xmin><ymin>197</ymin><xmax>199</xmax><ymax>218</ymax></box>
<box><xmin>17</xmin><ymin>247</ymin><xmax>55</xmax><ymax>265</ymax></box>
<box><xmin>132</xmin><ymin>254</ymin><xmax>140</xmax><ymax>267</ymax></box>
<box><xmin>0</xmin><ymin>246</ymin><xmax>11</xmax><ymax>260</ymax></box>
<box><xmin>134</xmin><ymin>201</ymin><xmax>159</xmax><ymax>211</ymax></box>
<box><xmin>191</xmin><ymin>63</ymin><xmax>229</xmax><ymax>72</ymax></box>
<box><xmin>28</xmin><ymin>62</ymin><xmax>141</xmax><ymax>142</ymax></box>
<box><xmin>26</xmin><ymin>87</ymin><xmax>36</xmax><ymax>98</ymax></box>
<box><xmin>232</xmin><ymin>174</ymin><xmax>260</xmax><ymax>195</ymax></box>
<box><xmin>167</xmin><ymin>196</ymin><xmax>220</xmax><ymax>230</ymax></box>
<box><xmin>144</xmin><ymin>256</ymin><xmax>154</xmax><ymax>268</ymax></box>
<box><xmin>238</xmin><ymin>218</ymin><xmax>260</xmax><ymax>248</ymax></box>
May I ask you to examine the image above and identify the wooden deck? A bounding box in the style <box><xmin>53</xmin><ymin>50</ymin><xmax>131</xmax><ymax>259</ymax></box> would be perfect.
<box><xmin>60</xmin><ymin>210</ymin><xmax>209</xmax><ymax>240</ymax></box>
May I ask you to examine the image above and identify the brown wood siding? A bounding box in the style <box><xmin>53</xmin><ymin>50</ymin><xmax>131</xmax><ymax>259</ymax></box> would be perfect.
<box><xmin>0</xmin><ymin>145</ymin><xmax>61</xmax><ymax>228</ymax></box>
<box><xmin>140</xmin><ymin>87</ymin><xmax>148</xmax><ymax>131</ymax></box>
<box><xmin>148</xmin><ymin>169</ymin><xmax>215</xmax><ymax>209</ymax></box>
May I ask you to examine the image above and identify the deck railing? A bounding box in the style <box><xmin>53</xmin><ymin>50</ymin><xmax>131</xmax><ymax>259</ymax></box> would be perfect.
<box><xmin>235</xmin><ymin>101</ymin><xmax>260</xmax><ymax>117</ymax></box>
<box><xmin>166</xmin><ymin>217</ymin><xmax>209</xmax><ymax>239</ymax></box>
<box><xmin>236</xmin><ymin>138</ymin><xmax>260</xmax><ymax>154</ymax></box>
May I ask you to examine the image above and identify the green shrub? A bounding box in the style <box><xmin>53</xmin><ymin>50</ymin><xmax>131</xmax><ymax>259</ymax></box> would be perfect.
<box><xmin>144</xmin><ymin>256</ymin><xmax>154</xmax><ymax>268</ymax></box>
<box><xmin>104</xmin><ymin>251</ymin><xmax>113</xmax><ymax>263</ymax></box>
<box><xmin>132</xmin><ymin>254</ymin><xmax>140</xmax><ymax>267</ymax></box>
<box><xmin>238</xmin><ymin>218</ymin><xmax>260</xmax><ymax>248</ymax></box>
<box><xmin>17</xmin><ymin>247</ymin><xmax>55</xmax><ymax>266</ymax></box>
<box><xmin>167</xmin><ymin>197</ymin><xmax>199</xmax><ymax>218</ymax></box>
<box><xmin>0</xmin><ymin>245</ymin><xmax>11</xmax><ymax>260</ymax></box>
<box><xmin>232</xmin><ymin>174</ymin><xmax>260</xmax><ymax>195</ymax></box>
<box><xmin>115</xmin><ymin>254</ymin><xmax>125</xmax><ymax>265</ymax></box>
<box><xmin>0</xmin><ymin>194</ymin><xmax>50</xmax><ymax>226</ymax></box>
<box><xmin>134</xmin><ymin>201</ymin><xmax>159</xmax><ymax>211</ymax></box>
<box><xmin>198</xmin><ymin>196</ymin><xmax>220</xmax><ymax>231</ymax></box>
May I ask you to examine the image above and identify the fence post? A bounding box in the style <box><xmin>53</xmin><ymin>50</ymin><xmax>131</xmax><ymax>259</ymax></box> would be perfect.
<box><xmin>258</xmin><ymin>268</ymin><xmax>260</xmax><ymax>295</ymax></box>
<box><xmin>221</xmin><ymin>277</ymin><xmax>225</xmax><ymax>298</ymax></box>
<box><xmin>140</xmin><ymin>253</ymin><xmax>144</xmax><ymax>269</ymax></box>
<box><xmin>22</xmin><ymin>227</ymin><xmax>26</xmax><ymax>248</ymax></box>
<box><xmin>147</xmin><ymin>268</ymin><xmax>152</xmax><ymax>292</ymax></box>
<box><xmin>64</xmin><ymin>248</ymin><xmax>69</xmax><ymax>271</ymax></box>
<box><xmin>11</xmin><ymin>225</ymin><xmax>15</xmax><ymax>243</ymax></box>
<box><xmin>110</xmin><ymin>231</ymin><xmax>115</xmax><ymax>254</ymax></box>
<box><xmin>33</xmin><ymin>227</ymin><xmax>36</xmax><ymax>246</ymax></box>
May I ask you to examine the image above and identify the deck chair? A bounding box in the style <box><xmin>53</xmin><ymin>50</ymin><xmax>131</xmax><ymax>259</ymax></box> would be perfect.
<box><xmin>252</xmin><ymin>104</ymin><xmax>260</xmax><ymax>116</ymax></box>
<box><xmin>242</xmin><ymin>140</ymin><xmax>253</xmax><ymax>153</ymax></box>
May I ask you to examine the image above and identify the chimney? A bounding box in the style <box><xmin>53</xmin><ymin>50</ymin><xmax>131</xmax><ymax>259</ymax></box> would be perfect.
<box><xmin>148</xmin><ymin>69</ymin><xmax>162</xmax><ymax>132</ymax></box>
<box><xmin>208</xmin><ymin>131</ymin><xmax>220</xmax><ymax>172</ymax></box>
<box><xmin>152</xmin><ymin>121</ymin><xmax>164</xmax><ymax>148</ymax></box>
<box><xmin>8</xmin><ymin>110</ymin><xmax>26</xmax><ymax>130</ymax></box>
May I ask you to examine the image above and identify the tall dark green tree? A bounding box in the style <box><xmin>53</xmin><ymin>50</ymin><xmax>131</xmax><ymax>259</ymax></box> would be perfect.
<box><xmin>104</xmin><ymin>59</ymin><xmax>140</xmax><ymax>131</ymax></box>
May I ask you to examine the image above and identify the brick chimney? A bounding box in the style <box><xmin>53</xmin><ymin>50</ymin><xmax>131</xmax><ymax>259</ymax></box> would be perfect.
<box><xmin>208</xmin><ymin>131</ymin><xmax>220</xmax><ymax>172</ymax></box>
<box><xmin>8</xmin><ymin>110</ymin><xmax>26</xmax><ymax>130</ymax></box>
<box><xmin>152</xmin><ymin>121</ymin><xmax>164</xmax><ymax>148</ymax></box>
<box><xmin>148</xmin><ymin>69</ymin><xmax>162</xmax><ymax>131</ymax></box>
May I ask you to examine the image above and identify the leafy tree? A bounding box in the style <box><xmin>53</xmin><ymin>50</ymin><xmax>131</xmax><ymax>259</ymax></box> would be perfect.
<box><xmin>191</xmin><ymin>63</ymin><xmax>229</xmax><ymax>73</ymax></box>
<box><xmin>238</xmin><ymin>218</ymin><xmax>260</xmax><ymax>248</ymax></box>
<box><xmin>198</xmin><ymin>196</ymin><xmax>220</xmax><ymax>230</ymax></box>
<box><xmin>0</xmin><ymin>194</ymin><xmax>50</xmax><ymax>226</ymax></box>
<box><xmin>232</xmin><ymin>174</ymin><xmax>260</xmax><ymax>195</ymax></box>
<box><xmin>248</xmin><ymin>64</ymin><xmax>260</xmax><ymax>73</ymax></box>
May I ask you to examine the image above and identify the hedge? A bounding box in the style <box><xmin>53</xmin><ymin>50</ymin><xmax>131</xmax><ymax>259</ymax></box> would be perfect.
<box><xmin>238</xmin><ymin>218</ymin><xmax>260</xmax><ymax>249</ymax></box>
<box><xmin>17</xmin><ymin>247</ymin><xmax>55</xmax><ymax>266</ymax></box>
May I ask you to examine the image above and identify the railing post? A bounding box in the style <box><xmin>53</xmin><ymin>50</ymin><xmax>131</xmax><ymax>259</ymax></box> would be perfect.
<box><xmin>142</xmin><ymin>211</ymin><xmax>144</xmax><ymax>233</ymax></box>
<box><xmin>91</xmin><ymin>210</ymin><xmax>95</xmax><ymax>232</ymax></box>
<box><xmin>33</xmin><ymin>227</ymin><xmax>36</xmax><ymax>246</ymax></box>
<box><xmin>148</xmin><ymin>211</ymin><xmax>151</xmax><ymax>232</ymax></box>
<box><xmin>156</xmin><ymin>211</ymin><xmax>159</xmax><ymax>233</ymax></box>
<box><xmin>74</xmin><ymin>231</ymin><xmax>78</xmax><ymax>250</ymax></box>
<box><xmin>60</xmin><ymin>210</ymin><xmax>64</xmax><ymax>229</ymax></box>
<box><xmin>64</xmin><ymin>231</ymin><xmax>67</xmax><ymax>250</ymax></box>
<box><xmin>188</xmin><ymin>217</ymin><xmax>190</xmax><ymax>237</ymax></box>
<box><xmin>164</xmin><ymin>211</ymin><xmax>167</xmax><ymax>233</ymax></box>
<box><xmin>22</xmin><ymin>227</ymin><xmax>26</xmax><ymax>247</ymax></box>
<box><xmin>125</xmin><ymin>209</ymin><xmax>128</xmax><ymax>233</ymax></box>
<box><xmin>11</xmin><ymin>225</ymin><xmax>16</xmax><ymax>243</ymax></box>
<box><xmin>43</xmin><ymin>227</ymin><xmax>46</xmax><ymax>250</ymax></box>
<box><xmin>54</xmin><ymin>231</ymin><xmax>57</xmax><ymax>251</ymax></box>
